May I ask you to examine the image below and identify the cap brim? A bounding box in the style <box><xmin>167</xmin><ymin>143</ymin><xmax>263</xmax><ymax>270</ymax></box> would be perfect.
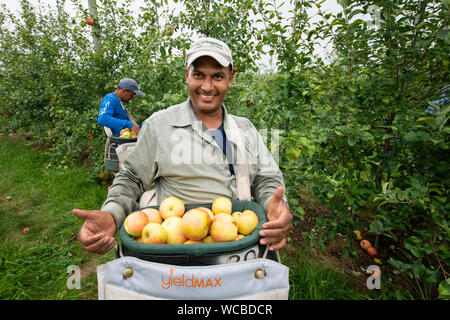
<box><xmin>133</xmin><ymin>90</ymin><xmax>145</xmax><ymax>96</ymax></box>
<box><xmin>186</xmin><ymin>51</ymin><xmax>231</xmax><ymax>68</ymax></box>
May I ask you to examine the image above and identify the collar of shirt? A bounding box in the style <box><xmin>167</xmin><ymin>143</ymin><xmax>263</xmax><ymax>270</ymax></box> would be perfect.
<box><xmin>167</xmin><ymin>98</ymin><xmax>241</xmax><ymax>151</ymax></box>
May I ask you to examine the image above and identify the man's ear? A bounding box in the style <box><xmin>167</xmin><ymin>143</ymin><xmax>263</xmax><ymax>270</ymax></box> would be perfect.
<box><xmin>228</xmin><ymin>68</ymin><xmax>235</xmax><ymax>88</ymax></box>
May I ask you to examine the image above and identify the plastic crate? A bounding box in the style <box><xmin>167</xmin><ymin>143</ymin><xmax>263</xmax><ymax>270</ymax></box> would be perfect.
<box><xmin>104</xmin><ymin>135</ymin><xmax>137</xmax><ymax>172</ymax></box>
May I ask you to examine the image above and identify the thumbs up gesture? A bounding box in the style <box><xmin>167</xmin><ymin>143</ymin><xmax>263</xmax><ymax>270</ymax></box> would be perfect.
<box><xmin>72</xmin><ymin>209</ymin><xmax>116</xmax><ymax>254</ymax></box>
<box><xmin>259</xmin><ymin>186</ymin><xmax>292</xmax><ymax>251</ymax></box>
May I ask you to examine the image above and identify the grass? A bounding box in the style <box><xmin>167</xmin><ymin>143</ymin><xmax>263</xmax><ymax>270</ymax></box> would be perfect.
<box><xmin>281</xmin><ymin>248</ymin><xmax>408</xmax><ymax>300</ymax></box>
<box><xmin>0</xmin><ymin>136</ymin><xmax>114</xmax><ymax>299</ymax></box>
<box><xmin>0</xmin><ymin>135</ymin><xmax>407</xmax><ymax>300</ymax></box>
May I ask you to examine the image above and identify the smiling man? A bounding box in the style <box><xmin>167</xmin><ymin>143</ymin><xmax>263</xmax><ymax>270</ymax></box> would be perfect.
<box><xmin>73</xmin><ymin>37</ymin><xmax>292</xmax><ymax>255</ymax></box>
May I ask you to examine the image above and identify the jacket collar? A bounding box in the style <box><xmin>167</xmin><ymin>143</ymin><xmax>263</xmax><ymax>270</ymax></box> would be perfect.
<box><xmin>168</xmin><ymin>98</ymin><xmax>240</xmax><ymax>148</ymax></box>
<box><xmin>169</xmin><ymin>98</ymin><xmax>232</xmax><ymax>128</ymax></box>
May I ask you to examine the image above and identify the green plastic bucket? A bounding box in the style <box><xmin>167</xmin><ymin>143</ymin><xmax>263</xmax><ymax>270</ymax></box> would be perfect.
<box><xmin>119</xmin><ymin>200</ymin><xmax>267</xmax><ymax>265</ymax></box>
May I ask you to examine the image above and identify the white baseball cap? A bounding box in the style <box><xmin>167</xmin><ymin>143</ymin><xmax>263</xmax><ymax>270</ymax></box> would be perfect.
<box><xmin>186</xmin><ymin>37</ymin><xmax>233</xmax><ymax>69</ymax></box>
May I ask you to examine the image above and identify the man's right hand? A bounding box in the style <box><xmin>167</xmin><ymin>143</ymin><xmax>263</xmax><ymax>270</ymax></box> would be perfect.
<box><xmin>72</xmin><ymin>209</ymin><xmax>116</xmax><ymax>254</ymax></box>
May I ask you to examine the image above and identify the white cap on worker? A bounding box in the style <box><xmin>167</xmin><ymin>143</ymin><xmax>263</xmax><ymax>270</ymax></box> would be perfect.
<box><xmin>186</xmin><ymin>37</ymin><xmax>233</xmax><ymax>69</ymax></box>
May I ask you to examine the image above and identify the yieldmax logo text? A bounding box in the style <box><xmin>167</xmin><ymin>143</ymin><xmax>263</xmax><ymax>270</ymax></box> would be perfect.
<box><xmin>161</xmin><ymin>268</ymin><xmax>222</xmax><ymax>290</ymax></box>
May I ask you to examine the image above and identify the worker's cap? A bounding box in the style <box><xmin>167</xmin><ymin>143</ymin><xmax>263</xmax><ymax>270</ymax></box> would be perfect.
<box><xmin>186</xmin><ymin>37</ymin><xmax>233</xmax><ymax>69</ymax></box>
<box><xmin>118</xmin><ymin>78</ymin><xmax>145</xmax><ymax>96</ymax></box>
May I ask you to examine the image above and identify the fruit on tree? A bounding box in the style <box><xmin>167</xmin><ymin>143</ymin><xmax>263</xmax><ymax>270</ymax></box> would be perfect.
<box><xmin>159</xmin><ymin>196</ymin><xmax>185</xmax><ymax>220</ymax></box>
<box><xmin>210</xmin><ymin>213</ymin><xmax>238</xmax><ymax>242</ymax></box>
<box><xmin>231</xmin><ymin>210</ymin><xmax>259</xmax><ymax>235</ymax></box>
<box><xmin>86</xmin><ymin>17</ymin><xmax>94</xmax><ymax>26</ymax></box>
<box><xmin>140</xmin><ymin>208</ymin><xmax>162</xmax><ymax>224</ymax></box>
<box><xmin>141</xmin><ymin>223</ymin><xmax>167</xmax><ymax>244</ymax></box>
<box><xmin>360</xmin><ymin>239</ymin><xmax>372</xmax><ymax>250</ymax></box>
<box><xmin>212</xmin><ymin>197</ymin><xmax>232</xmax><ymax>215</ymax></box>
<box><xmin>124</xmin><ymin>211</ymin><xmax>149</xmax><ymax>237</ymax></box>
<box><xmin>162</xmin><ymin>217</ymin><xmax>187</xmax><ymax>244</ymax></box>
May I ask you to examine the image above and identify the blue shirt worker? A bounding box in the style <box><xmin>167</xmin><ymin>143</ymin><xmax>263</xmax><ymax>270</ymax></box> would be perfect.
<box><xmin>98</xmin><ymin>78</ymin><xmax>146</xmax><ymax>137</ymax></box>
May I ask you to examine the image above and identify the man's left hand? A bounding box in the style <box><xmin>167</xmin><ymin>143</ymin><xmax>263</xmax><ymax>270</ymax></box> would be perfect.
<box><xmin>131</xmin><ymin>123</ymin><xmax>141</xmax><ymax>137</ymax></box>
<box><xmin>259</xmin><ymin>186</ymin><xmax>292</xmax><ymax>251</ymax></box>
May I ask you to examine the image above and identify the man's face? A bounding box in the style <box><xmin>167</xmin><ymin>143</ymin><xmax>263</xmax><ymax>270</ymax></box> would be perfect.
<box><xmin>118</xmin><ymin>88</ymin><xmax>135</xmax><ymax>103</ymax></box>
<box><xmin>185</xmin><ymin>56</ymin><xmax>234</xmax><ymax>115</ymax></box>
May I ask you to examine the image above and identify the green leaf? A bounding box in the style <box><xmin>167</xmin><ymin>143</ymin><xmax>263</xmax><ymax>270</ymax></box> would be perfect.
<box><xmin>438</xmin><ymin>279</ymin><xmax>450</xmax><ymax>299</ymax></box>
<box><xmin>411</xmin><ymin>263</ymin><xmax>425</xmax><ymax>279</ymax></box>
<box><xmin>347</xmin><ymin>137</ymin><xmax>357</xmax><ymax>146</ymax></box>
<box><xmin>423</xmin><ymin>268</ymin><xmax>440</xmax><ymax>284</ymax></box>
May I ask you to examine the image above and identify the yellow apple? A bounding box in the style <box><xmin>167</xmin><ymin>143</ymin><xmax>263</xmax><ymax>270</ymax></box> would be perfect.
<box><xmin>197</xmin><ymin>207</ymin><xmax>214</xmax><ymax>220</ymax></box>
<box><xmin>202</xmin><ymin>235</ymin><xmax>215</xmax><ymax>243</ymax></box>
<box><xmin>161</xmin><ymin>217</ymin><xmax>188</xmax><ymax>244</ymax></box>
<box><xmin>181</xmin><ymin>208</ymin><xmax>211</xmax><ymax>240</ymax></box>
<box><xmin>124</xmin><ymin>210</ymin><xmax>150</xmax><ymax>237</ymax></box>
<box><xmin>210</xmin><ymin>213</ymin><xmax>238</xmax><ymax>242</ymax></box>
<box><xmin>231</xmin><ymin>210</ymin><xmax>259</xmax><ymax>235</ymax></box>
<box><xmin>159</xmin><ymin>196</ymin><xmax>185</xmax><ymax>220</ymax></box>
<box><xmin>235</xmin><ymin>234</ymin><xmax>246</xmax><ymax>241</ymax></box>
<box><xmin>120</xmin><ymin>128</ymin><xmax>132</xmax><ymax>138</ymax></box>
<box><xmin>212</xmin><ymin>197</ymin><xmax>232</xmax><ymax>215</ymax></box>
<box><xmin>140</xmin><ymin>208</ymin><xmax>163</xmax><ymax>224</ymax></box>
<box><xmin>120</xmin><ymin>128</ymin><xmax>131</xmax><ymax>135</ymax></box>
<box><xmin>135</xmin><ymin>237</ymin><xmax>144</xmax><ymax>243</ymax></box>
<box><xmin>141</xmin><ymin>223</ymin><xmax>167</xmax><ymax>244</ymax></box>
<box><xmin>184</xmin><ymin>240</ymin><xmax>203</xmax><ymax>244</ymax></box>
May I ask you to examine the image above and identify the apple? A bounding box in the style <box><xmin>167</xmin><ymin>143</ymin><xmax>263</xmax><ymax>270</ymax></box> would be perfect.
<box><xmin>159</xmin><ymin>196</ymin><xmax>185</xmax><ymax>220</ymax></box>
<box><xmin>181</xmin><ymin>208</ymin><xmax>211</xmax><ymax>240</ymax></box>
<box><xmin>140</xmin><ymin>208</ymin><xmax>162</xmax><ymax>224</ymax></box>
<box><xmin>135</xmin><ymin>237</ymin><xmax>144</xmax><ymax>243</ymax></box>
<box><xmin>366</xmin><ymin>247</ymin><xmax>377</xmax><ymax>256</ymax></box>
<box><xmin>210</xmin><ymin>213</ymin><xmax>238</xmax><ymax>242</ymax></box>
<box><xmin>212</xmin><ymin>197</ymin><xmax>232</xmax><ymax>215</ymax></box>
<box><xmin>197</xmin><ymin>207</ymin><xmax>214</xmax><ymax>220</ymax></box>
<box><xmin>203</xmin><ymin>235</ymin><xmax>216</xmax><ymax>243</ymax></box>
<box><xmin>360</xmin><ymin>239</ymin><xmax>372</xmax><ymax>250</ymax></box>
<box><xmin>124</xmin><ymin>211</ymin><xmax>149</xmax><ymax>237</ymax></box>
<box><xmin>161</xmin><ymin>217</ymin><xmax>187</xmax><ymax>244</ymax></box>
<box><xmin>86</xmin><ymin>17</ymin><xmax>94</xmax><ymax>26</ymax></box>
<box><xmin>235</xmin><ymin>234</ymin><xmax>245</xmax><ymax>241</ymax></box>
<box><xmin>165</xmin><ymin>27</ymin><xmax>174</xmax><ymax>36</ymax></box>
<box><xmin>184</xmin><ymin>240</ymin><xmax>203</xmax><ymax>244</ymax></box>
<box><xmin>141</xmin><ymin>223</ymin><xmax>167</xmax><ymax>244</ymax></box>
<box><xmin>353</xmin><ymin>230</ymin><xmax>363</xmax><ymax>240</ymax></box>
<box><xmin>231</xmin><ymin>210</ymin><xmax>259</xmax><ymax>235</ymax></box>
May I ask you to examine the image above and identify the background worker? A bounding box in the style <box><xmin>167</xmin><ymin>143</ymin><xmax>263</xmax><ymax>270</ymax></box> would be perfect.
<box><xmin>97</xmin><ymin>78</ymin><xmax>145</xmax><ymax>137</ymax></box>
<box><xmin>74</xmin><ymin>37</ymin><xmax>292</xmax><ymax>255</ymax></box>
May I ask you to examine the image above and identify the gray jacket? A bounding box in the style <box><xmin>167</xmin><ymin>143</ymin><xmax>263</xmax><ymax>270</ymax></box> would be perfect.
<box><xmin>102</xmin><ymin>98</ymin><xmax>286</xmax><ymax>229</ymax></box>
